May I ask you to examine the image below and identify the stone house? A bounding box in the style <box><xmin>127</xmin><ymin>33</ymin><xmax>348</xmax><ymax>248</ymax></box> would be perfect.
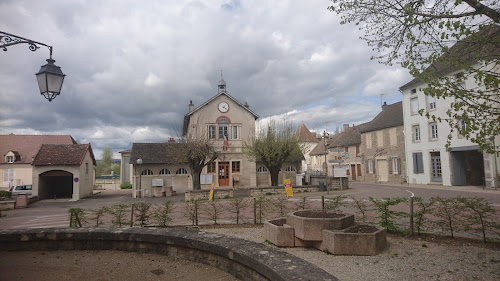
<box><xmin>0</xmin><ymin>134</ymin><xmax>76</xmax><ymax>189</ymax></box>
<box><xmin>327</xmin><ymin>123</ymin><xmax>369</xmax><ymax>182</ymax></box>
<box><xmin>360</xmin><ymin>102</ymin><xmax>406</xmax><ymax>184</ymax></box>
<box><xmin>294</xmin><ymin>123</ymin><xmax>319</xmax><ymax>184</ymax></box>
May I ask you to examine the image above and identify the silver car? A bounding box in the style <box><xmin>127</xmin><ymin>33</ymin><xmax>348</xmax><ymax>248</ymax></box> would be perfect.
<box><xmin>9</xmin><ymin>184</ymin><xmax>32</xmax><ymax>196</ymax></box>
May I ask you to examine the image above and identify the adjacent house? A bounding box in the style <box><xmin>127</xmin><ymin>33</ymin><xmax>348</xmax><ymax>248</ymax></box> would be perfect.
<box><xmin>327</xmin><ymin>123</ymin><xmax>369</xmax><ymax>181</ymax></box>
<box><xmin>360</xmin><ymin>102</ymin><xmax>406</xmax><ymax>184</ymax></box>
<box><xmin>1</xmin><ymin>134</ymin><xmax>76</xmax><ymax>189</ymax></box>
<box><xmin>32</xmin><ymin>143</ymin><xmax>96</xmax><ymax>200</ymax></box>
<box><xmin>294</xmin><ymin>123</ymin><xmax>319</xmax><ymax>184</ymax></box>
<box><xmin>400</xmin><ymin>26</ymin><xmax>499</xmax><ymax>187</ymax></box>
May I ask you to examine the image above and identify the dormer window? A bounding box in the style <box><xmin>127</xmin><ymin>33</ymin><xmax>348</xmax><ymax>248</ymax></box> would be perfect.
<box><xmin>5</xmin><ymin>151</ymin><xmax>18</xmax><ymax>163</ymax></box>
<box><xmin>6</xmin><ymin>156</ymin><xmax>14</xmax><ymax>163</ymax></box>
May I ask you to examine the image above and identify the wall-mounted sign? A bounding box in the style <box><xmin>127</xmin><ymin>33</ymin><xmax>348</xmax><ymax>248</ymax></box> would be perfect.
<box><xmin>328</xmin><ymin>147</ymin><xmax>345</xmax><ymax>153</ymax></box>
<box><xmin>152</xmin><ymin>179</ymin><xmax>164</xmax><ymax>187</ymax></box>
<box><xmin>328</xmin><ymin>159</ymin><xmax>344</xmax><ymax>163</ymax></box>
<box><xmin>74</xmin><ymin>178</ymin><xmax>79</xmax><ymax>182</ymax></box>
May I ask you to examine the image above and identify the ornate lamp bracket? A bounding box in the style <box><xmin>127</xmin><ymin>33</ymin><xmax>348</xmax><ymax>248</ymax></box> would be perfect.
<box><xmin>1</xmin><ymin>31</ymin><xmax>53</xmax><ymax>58</ymax></box>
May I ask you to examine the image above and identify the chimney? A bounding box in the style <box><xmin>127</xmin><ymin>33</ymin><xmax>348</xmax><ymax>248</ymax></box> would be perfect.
<box><xmin>244</xmin><ymin>102</ymin><xmax>249</xmax><ymax>108</ymax></box>
<box><xmin>168</xmin><ymin>137</ymin><xmax>175</xmax><ymax>143</ymax></box>
<box><xmin>342</xmin><ymin>124</ymin><xmax>349</xmax><ymax>132</ymax></box>
<box><xmin>189</xmin><ymin>100</ymin><xmax>194</xmax><ymax>113</ymax></box>
<box><xmin>381</xmin><ymin>101</ymin><xmax>389</xmax><ymax>111</ymax></box>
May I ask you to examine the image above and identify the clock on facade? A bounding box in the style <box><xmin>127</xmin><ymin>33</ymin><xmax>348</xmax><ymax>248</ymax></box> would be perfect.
<box><xmin>218</xmin><ymin>101</ymin><xmax>229</xmax><ymax>113</ymax></box>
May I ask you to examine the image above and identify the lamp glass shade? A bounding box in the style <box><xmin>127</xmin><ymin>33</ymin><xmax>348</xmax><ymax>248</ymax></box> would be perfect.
<box><xmin>35</xmin><ymin>58</ymin><xmax>65</xmax><ymax>101</ymax></box>
<box><xmin>137</xmin><ymin>159</ymin><xmax>143</xmax><ymax>165</ymax></box>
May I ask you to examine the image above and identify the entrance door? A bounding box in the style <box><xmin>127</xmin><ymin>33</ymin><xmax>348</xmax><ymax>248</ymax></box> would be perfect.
<box><xmin>377</xmin><ymin>159</ymin><xmax>388</xmax><ymax>182</ymax></box>
<box><xmin>431</xmin><ymin>153</ymin><xmax>442</xmax><ymax>182</ymax></box>
<box><xmin>350</xmin><ymin>164</ymin><xmax>356</xmax><ymax>181</ymax></box>
<box><xmin>451</xmin><ymin>152</ymin><xmax>466</xmax><ymax>185</ymax></box>
<box><xmin>218</xmin><ymin>162</ymin><xmax>230</xmax><ymax>186</ymax></box>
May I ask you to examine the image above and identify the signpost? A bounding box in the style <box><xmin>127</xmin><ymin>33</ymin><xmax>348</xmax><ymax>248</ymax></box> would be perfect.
<box><xmin>333</xmin><ymin>165</ymin><xmax>349</xmax><ymax>190</ymax></box>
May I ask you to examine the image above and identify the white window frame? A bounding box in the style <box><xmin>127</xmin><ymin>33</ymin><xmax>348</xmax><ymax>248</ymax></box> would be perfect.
<box><xmin>176</xmin><ymin>168</ymin><xmax>188</xmax><ymax>175</ymax></box>
<box><xmin>285</xmin><ymin>166</ymin><xmax>296</xmax><ymax>172</ymax></box>
<box><xmin>141</xmin><ymin>169</ymin><xmax>154</xmax><ymax>176</ymax></box>
<box><xmin>392</xmin><ymin>157</ymin><xmax>399</xmax><ymax>175</ymax></box>
<box><xmin>412</xmin><ymin>125</ymin><xmax>421</xmax><ymax>142</ymax></box>
<box><xmin>410</xmin><ymin>97</ymin><xmax>419</xmax><ymax>115</ymax></box>
<box><xmin>430</xmin><ymin>122</ymin><xmax>438</xmax><ymax>140</ymax></box>
<box><xmin>208</xmin><ymin>125</ymin><xmax>216</xmax><ymax>139</ymax></box>
<box><xmin>6</xmin><ymin>156</ymin><xmax>14</xmax><ymax>163</ymax></box>
<box><xmin>257</xmin><ymin>166</ymin><xmax>268</xmax><ymax>173</ymax></box>
<box><xmin>427</xmin><ymin>95</ymin><xmax>436</xmax><ymax>110</ymax></box>
<box><xmin>368</xmin><ymin>159</ymin><xmax>374</xmax><ymax>174</ymax></box>
<box><xmin>231</xmin><ymin>125</ymin><xmax>240</xmax><ymax>140</ymax></box>
<box><xmin>159</xmin><ymin>168</ymin><xmax>171</xmax><ymax>175</ymax></box>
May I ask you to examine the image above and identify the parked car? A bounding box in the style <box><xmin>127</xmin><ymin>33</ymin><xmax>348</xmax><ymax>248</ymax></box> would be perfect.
<box><xmin>9</xmin><ymin>184</ymin><xmax>32</xmax><ymax>196</ymax></box>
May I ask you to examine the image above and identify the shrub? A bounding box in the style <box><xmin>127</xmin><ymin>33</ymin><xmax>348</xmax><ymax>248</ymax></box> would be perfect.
<box><xmin>153</xmin><ymin>200</ymin><xmax>175</xmax><ymax>227</ymax></box>
<box><xmin>107</xmin><ymin>204</ymin><xmax>131</xmax><ymax>227</ymax></box>
<box><xmin>68</xmin><ymin>208</ymin><xmax>86</xmax><ymax>227</ymax></box>
<box><xmin>120</xmin><ymin>184</ymin><xmax>133</xmax><ymax>189</ymax></box>
<box><xmin>0</xmin><ymin>190</ymin><xmax>12</xmax><ymax>199</ymax></box>
<box><xmin>369</xmin><ymin>197</ymin><xmax>409</xmax><ymax>231</ymax></box>
<box><xmin>134</xmin><ymin>202</ymin><xmax>153</xmax><ymax>227</ymax></box>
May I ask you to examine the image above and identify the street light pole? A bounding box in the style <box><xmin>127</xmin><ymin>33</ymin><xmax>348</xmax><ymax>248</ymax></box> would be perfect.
<box><xmin>1</xmin><ymin>31</ymin><xmax>66</xmax><ymax>102</ymax></box>
<box><xmin>137</xmin><ymin>158</ymin><xmax>143</xmax><ymax>198</ymax></box>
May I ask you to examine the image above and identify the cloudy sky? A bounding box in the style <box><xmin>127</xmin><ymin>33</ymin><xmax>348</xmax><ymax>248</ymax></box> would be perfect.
<box><xmin>0</xmin><ymin>0</ymin><xmax>412</xmax><ymax>159</ymax></box>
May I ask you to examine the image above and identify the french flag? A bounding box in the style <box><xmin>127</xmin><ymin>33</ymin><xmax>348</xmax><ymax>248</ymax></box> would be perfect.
<box><xmin>223</xmin><ymin>131</ymin><xmax>229</xmax><ymax>151</ymax></box>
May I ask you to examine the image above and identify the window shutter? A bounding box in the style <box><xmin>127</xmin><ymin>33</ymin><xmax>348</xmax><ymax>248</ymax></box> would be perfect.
<box><xmin>417</xmin><ymin>153</ymin><xmax>423</xmax><ymax>173</ymax></box>
<box><xmin>373</xmin><ymin>160</ymin><xmax>376</xmax><ymax>173</ymax></box>
<box><xmin>388</xmin><ymin>158</ymin><xmax>393</xmax><ymax>174</ymax></box>
<box><xmin>413</xmin><ymin>153</ymin><xmax>418</xmax><ymax>173</ymax></box>
<box><xmin>397</xmin><ymin>158</ymin><xmax>401</xmax><ymax>175</ymax></box>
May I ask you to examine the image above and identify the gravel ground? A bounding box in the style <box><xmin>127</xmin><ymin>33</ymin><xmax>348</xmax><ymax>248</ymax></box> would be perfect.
<box><xmin>204</xmin><ymin>225</ymin><xmax>500</xmax><ymax>281</ymax></box>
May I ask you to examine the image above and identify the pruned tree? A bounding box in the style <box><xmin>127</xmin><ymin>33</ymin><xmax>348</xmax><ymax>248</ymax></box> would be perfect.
<box><xmin>180</xmin><ymin>137</ymin><xmax>218</xmax><ymax>190</ymax></box>
<box><xmin>328</xmin><ymin>1</ymin><xmax>500</xmax><ymax>154</ymax></box>
<box><xmin>244</xmin><ymin>120</ymin><xmax>306</xmax><ymax>186</ymax></box>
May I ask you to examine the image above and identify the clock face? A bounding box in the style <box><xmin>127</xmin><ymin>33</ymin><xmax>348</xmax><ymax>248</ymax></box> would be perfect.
<box><xmin>218</xmin><ymin>102</ymin><xmax>229</xmax><ymax>113</ymax></box>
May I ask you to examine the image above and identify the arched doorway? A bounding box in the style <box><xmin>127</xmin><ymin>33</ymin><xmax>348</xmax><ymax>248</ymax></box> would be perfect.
<box><xmin>38</xmin><ymin>170</ymin><xmax>73</xmax><ymax>199</ymax></box>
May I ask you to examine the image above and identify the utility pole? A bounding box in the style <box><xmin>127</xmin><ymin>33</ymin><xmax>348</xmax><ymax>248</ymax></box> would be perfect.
<box><xmin>323</xmin><ymin>130</ymin><xmax>329</xmax><ymax>194</ymax></box>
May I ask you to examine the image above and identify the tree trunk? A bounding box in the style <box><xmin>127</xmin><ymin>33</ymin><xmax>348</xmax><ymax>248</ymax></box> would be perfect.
<box><xmin>191</xmin><ymin>170</ymin><xmax>202</xmax><ymax>190</ymax></box>
<box><xmin>270</xmin><ymin>169</ymin><xmax>280</xmax><ymax>186</ymax></box>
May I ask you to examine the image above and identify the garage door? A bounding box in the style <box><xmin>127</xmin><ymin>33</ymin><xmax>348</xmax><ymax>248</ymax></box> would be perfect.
<box><xmin>377</xmin><ymin>159</ymin><xmax>388</xmax><ymax>182</ymax></box>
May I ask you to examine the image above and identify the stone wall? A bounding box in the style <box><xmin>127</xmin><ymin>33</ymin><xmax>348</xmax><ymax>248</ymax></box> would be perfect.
<box><xmin>184</xmin><ymin>185</ymin><xmax>321</xmax><ymax>201</ymax></box>
<box><xmin>0</xmin><ymin>228</ymin><xmax>336</xmax><ymax>281</ymax></box>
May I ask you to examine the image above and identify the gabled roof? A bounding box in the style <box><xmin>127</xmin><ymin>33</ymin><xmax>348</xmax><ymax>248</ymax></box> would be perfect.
<box><xmin>294</xmin><ymin>123</ymin><xmax>319</xmax><ymax>143</ymax></box>
<box><xmin>400</xmin><ymin>25</ymin><xmax>500</xmax><ymax>90</ymax></box>
<box><xmin>309</xmin><ymin>134</ymin><xmax>341</xmax><ymax>156</ymax></box>
<box><xmin>33</xmin><ymin>144</ymin><xmax>96</xmax><ymax>166</ymax></box>
<box><xmin>130</xmin><ymin>142</ymin><xmax>187</xmax><ymax>165</ymax></box>
<box><xmin>361</xmin><ymin>102</ymin><xmax>403</xmax><ymax>133</ymax></box>
<box><xmin>327</xmin><ymin>122</ymin><xmax>370</xmax><ymax>148</ymax></box>
<box><xmin>0</xmin><ymin>134</ymin><xmax>76</xmax><ymax>164</ymax></box>
<box><xmin>182</xmin><ymin>91</ymin><xmax>259</xmax><ymax>136</ymax></box>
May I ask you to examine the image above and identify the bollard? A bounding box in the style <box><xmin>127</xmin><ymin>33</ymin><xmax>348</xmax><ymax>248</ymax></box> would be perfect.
<box><xmin>322</xmin><ymin>196</ymin><xmax>325</xmax><ymax>210</ymax></box>
<box><xmin>410</xmin><ymin>197</ymin><xmax>414</xmax><ymax>236</ymax></box>
<box><xmin>253</xmin><ymin>198</ymin><xmax>257</xmax><ymax>224</ymax></box>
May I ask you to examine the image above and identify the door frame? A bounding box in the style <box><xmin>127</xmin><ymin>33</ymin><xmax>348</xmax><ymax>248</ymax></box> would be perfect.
<box><xmin>218</xmin><ymin>162</ymin><xmax>230</xmax><ymax>186</ymax></box>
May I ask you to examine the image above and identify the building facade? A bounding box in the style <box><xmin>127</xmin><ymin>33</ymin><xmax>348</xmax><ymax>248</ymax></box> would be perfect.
<box><xmin>360</xmin><ymin>102</ymin><xmax>407</xmax><ymax>184</ymax></box>
<box><xmin>0</xmin><ymin>135</ymin><xmax>76</xmax><ymax>189</ymax></box>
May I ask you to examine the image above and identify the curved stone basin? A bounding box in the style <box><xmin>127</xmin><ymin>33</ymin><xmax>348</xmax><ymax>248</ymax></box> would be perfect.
<box><xmin>287</xmin><ymin>210</ymin><xmax>355</xmax><ymax>241</ymax></box>
<box><xmin>0</xmin><ymin>228</ymin><xmax>337</xmax><ymax>281</ymax></box>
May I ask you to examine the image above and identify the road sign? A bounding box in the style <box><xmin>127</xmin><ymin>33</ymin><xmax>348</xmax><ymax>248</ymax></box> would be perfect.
<box><xmin>333</xmin><ymin>165</ymin><xmax>349</xmax><ymax>177</ymax></box>
<box><xmin>328</xmin><ymin>147</ymin><xmax>345</xmax><ymax>153</ymax></box>
<box><xmin>329</xmin><ymin>159</ymin><xmax>344</xmax><ymax>163</ymax></box>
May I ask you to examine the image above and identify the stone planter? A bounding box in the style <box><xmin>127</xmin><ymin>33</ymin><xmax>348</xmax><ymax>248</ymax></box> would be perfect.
<box><xmin>264</xmin><ymin>218</ymin><xmax>295</xmax><ymax>247</ymax></box>
<box><xmin>286</xmin><ymin>210</ymin><xmax>355</xmax><ymax>241</ymax></box>
<box><xmin>322</xmin><ymin>224</ymin><xmax>387</xmax><ymax>256</ymax></box>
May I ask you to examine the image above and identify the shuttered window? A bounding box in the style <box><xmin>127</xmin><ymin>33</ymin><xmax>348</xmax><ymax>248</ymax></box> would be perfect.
<box><xmin>413</xmin><ymin>152</ymin><xmax>424</xmax><ymax>173</ymax></box>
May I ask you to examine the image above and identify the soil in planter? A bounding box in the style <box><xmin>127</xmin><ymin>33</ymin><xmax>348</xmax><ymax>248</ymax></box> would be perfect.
<box><xmin>344</xmin><ymin>225</ymin><xmax>379</xmax><ymax>233</ymax></box>
<box><xmin>270</xmin><ymin>219</ymin><xmax>286</xmax><ymax>226</ymax></box>
<box><xmin>294</xmin><ymin>211</ymin><xmax>345</xmax><ymax>218</ymax></box>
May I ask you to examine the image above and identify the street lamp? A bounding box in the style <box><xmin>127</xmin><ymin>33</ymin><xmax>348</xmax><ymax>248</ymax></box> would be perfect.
<box><xmin>137</xmin><ymin>158</ymin><xmax>143</xmax><ymax>198</ymax></box>
<box><xmin>1</xmin><ymin>31</ymin><xmax>66</xmax><ymax>102</ymax></box>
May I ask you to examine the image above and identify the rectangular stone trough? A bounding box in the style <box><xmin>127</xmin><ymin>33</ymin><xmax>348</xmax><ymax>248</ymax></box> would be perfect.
<box><xmin>322</xmin><ymin>224</ymin><xmax>387</xmax><ymax>256</ymax></box>
<box><xmin>286</xmin><ymin>210</ymin><xmax>355</xmax><ymax>241</ymax></box>
<box><xmin>264</xmin><ymin>218</ymin><xmax>295</xmax><ymax>247</ymax></box>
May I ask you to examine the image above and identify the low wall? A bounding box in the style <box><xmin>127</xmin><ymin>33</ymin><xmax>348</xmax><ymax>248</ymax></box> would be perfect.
<box><xmin>0</xmin><ymin>228</ymin><xmax>336</xmax><ymax>281</ymax></box>
<box><xmin>310</xmin><ymin>176</ymin><xmax>349</xmax><ymax>190</ymax></box>
<box><xmin>185</xmin><ymin>185</ymin><xmax>320</xmax><ymax>201</ymax></box>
